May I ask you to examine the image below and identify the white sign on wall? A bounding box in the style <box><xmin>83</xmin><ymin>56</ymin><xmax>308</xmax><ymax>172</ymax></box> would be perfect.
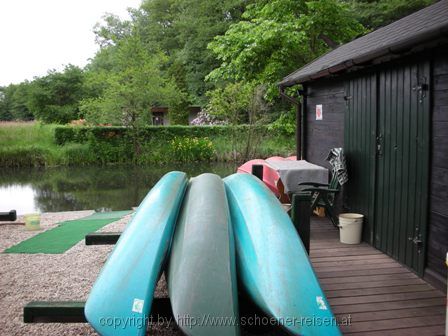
<box><xmin>316</xmin><ymin>104</ymin><xmax>323</xmax><ymax>120</ymax></box>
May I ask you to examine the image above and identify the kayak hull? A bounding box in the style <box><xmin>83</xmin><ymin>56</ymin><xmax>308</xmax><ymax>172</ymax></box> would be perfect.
<box><xmin>168</xmin><ymin>173</ymin><xmax>239</xmax><ymax>336</ymax></box>
<box><xmin>85</xmin><ymin>171</ymin><xmax>188</xmax><ymax>336</ymax></box>
<box><xmin>224</xmin><ymin>173</ymin><xmax>341</xmax><ymax>336</ymax></box>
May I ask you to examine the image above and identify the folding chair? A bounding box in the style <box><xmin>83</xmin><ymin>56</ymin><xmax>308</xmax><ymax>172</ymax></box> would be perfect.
<box><xmin>299</xmin><ymin>174</ymin><xmax>340</xmax><ymax>227</ymax></box>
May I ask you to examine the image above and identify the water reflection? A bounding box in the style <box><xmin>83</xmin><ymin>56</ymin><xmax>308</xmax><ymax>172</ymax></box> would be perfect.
<box><xmin>0</xmin><ymin>163</ymin><xmax>236</xmax><ymax>215</ymax></box>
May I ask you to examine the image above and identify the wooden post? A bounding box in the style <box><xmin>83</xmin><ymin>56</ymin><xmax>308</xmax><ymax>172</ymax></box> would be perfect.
<box><xmin>0</xmin><ymin>210</ymin><xmax>16</xmax><ymax>222</ymax></box>
<box><xmin>23</xmin><ymin>298</ymin><xmax>173</xmax><ymax>323</ymax></box>
<box><xmin>252</xmin><ymin>164</ymin><xmax>264</xmax><ymax>180</ymax></box>
<box><xmin>296</xmin><ymin>100</ymin><xmax>302</xmax><ymax>160</ymax></box>
<box><xmin>85</xmin><ymin>232</ymin><xmax>121</xmax><ymax>245</ymax></box>
<box><xmin>291</xmin><ymin>193</ymin><xmax>311</xmax><ymax>254</ymax></box>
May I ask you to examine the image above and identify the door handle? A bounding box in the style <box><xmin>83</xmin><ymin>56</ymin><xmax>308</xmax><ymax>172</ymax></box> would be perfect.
<box><xmin>408</xmin><ymin>236</ymin><xmax>422</xmax><ymax>245</ymax></box>
<box><xmin>408</xmin><ymin>234</ymin><xmax>423</xmax><ymax>253</ymax></box>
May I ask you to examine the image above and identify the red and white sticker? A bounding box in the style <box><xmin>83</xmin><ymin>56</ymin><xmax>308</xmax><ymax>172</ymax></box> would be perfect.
<box><xmin>316</xmin><ymin>105</ymin><xmax>323</xmax><ymax>120</ymax></box>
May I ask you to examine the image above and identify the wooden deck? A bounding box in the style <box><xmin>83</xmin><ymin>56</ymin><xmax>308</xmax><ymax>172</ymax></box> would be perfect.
<box><xmin>309</xmin><ymin>217</ymin><xmax>446</xmax><ymax>335</ymax></box>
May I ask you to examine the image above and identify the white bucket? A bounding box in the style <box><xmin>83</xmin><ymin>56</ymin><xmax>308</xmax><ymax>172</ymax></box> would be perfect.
<box><xmin>339</xmin><ymin>213</ymin><xmax>363</xmax><ymax>244</ymax></box>
<box><xmin>25</xmin><ymin>213</ymin><xmax>41</xmax><ymax>231</ymax></box>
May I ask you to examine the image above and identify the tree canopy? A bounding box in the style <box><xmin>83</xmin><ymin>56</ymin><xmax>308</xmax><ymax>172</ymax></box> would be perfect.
<box><xmin>207</xmin><ymin>0</ymin><xmax>365</xmax><ymax>98</ymax></box>
<box><xmin>0</xmin><ymin>0</ymin><xmax>436</xmax><ymax>124</ymax></box>
<box><xmin>80</xmin><ymin>35</ymin><xmax>180</xmax><ymax>127</ymax></box>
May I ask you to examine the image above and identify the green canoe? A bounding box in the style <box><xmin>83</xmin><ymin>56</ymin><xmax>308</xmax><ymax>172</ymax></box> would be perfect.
<box><xmin>168</xmin><ymin>173</ymin><xmax>239</xmax><ymax>336</ymax></box>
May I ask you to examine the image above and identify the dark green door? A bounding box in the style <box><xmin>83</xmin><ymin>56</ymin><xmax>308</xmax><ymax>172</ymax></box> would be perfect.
<box><xmin>374</xmin><ymin>61</ymin><xmax>430</xmax><ymax>275</ymax></box>
<box><xmin>345</xmin><ymin>61</ymin><xmax>430</xmax><ymax>275</ymax></box>
<box><xmin>344</xmin><ymin>74</ymin><xmax>378</xmax><ymax>245</ymax></box>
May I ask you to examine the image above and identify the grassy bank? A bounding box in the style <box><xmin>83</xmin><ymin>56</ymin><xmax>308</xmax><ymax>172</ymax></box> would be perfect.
<box><xmin>0</xmin><ymin>122</ymin><xmax>295</xmax><ymax>167</ymax></box>
<box><xmin>0</xmin><ymin>122</ymin><xmax>94</xmax><ymax>167</ymax></box>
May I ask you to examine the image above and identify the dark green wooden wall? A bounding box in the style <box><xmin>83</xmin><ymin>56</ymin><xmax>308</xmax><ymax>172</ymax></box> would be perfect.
<box><xmin>305</xmin><ymin>56</ymin><xmax>433</xmax><ymax>277</ymax></box>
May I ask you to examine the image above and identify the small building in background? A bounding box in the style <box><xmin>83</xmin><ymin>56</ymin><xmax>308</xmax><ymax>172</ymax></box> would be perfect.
<box><xmin>150</xmin><ymin>106</ymin><xmax>201</xmax><ymax>126</ymax></box>
<box><xmin>279</xmin><ymin>0</ymin><xmax>448</xmax><ymax>290</ymax></box>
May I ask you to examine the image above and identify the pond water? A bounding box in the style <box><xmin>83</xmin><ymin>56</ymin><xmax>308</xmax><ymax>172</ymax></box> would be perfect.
<box><xmin>0</xmin><ymin>163</ymin><xmax>237</xmax><ymax>215</ymax></box>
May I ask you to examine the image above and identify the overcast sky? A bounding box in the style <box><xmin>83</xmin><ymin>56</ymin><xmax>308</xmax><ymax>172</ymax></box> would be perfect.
<box><xmin>0</xmin><ymin>0</ymin><xmax>142</xmax><ymax>86</ymax></box>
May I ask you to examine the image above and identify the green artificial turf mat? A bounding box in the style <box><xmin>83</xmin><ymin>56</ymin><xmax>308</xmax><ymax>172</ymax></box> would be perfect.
<box><xmin>81</xmin><ymin>210</ymin><xmax>132</xmax><ymax>220</ymax></box>
<box><xmin>4</xmin><ymin>210</ymin><xmax>132</xmax><ymax>254</ymax></box>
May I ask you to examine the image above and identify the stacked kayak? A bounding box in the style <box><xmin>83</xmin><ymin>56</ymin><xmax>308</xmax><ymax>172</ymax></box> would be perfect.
<box><xmin>224</xmin><ymin>173</ymin><xmax>341</xmax><ymax>336</ymax></box>
<box><xmin>85</xmin><ymin>171</ymin><xmax>188</xmax><ymax>336</ymax></box>
<box><xmin>85</xmin><ymin>170</ymin><xmax>340</xmax><ymax>336</ymax></box>
<box><xmin>168</xmin><ymin>173</ymin><xmax>239</xmax><ymax>336</ymax></box>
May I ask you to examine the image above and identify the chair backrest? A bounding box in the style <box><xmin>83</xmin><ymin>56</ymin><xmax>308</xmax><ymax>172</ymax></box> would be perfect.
<box><xmin>329</xmin><ymin>173</ymin><xmax>340</xmax><ymax>190</ymax></box>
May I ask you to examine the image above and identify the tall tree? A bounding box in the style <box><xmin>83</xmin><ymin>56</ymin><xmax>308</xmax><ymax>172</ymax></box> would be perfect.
<box><xmin>27</xmin><ymin>65</ymin><xmax>86</xmax><ymax>124</ymax></box>
<box><xmin>347</xmin><ymin>0</ymin><xmax>436</xmax><ymax>29</ymax></box>
<box><xmin>0</xmin><ymin>87</ymin><xmax>14</xmax><ymax>121</ymax></box>
<box><xmin>0</xmin><ymin>83</ymin><xmax>34</xmax><ymax>121</ymax></box>
<box><xmin>80</xmin><ymin>34</ymin><xmax>182</xmax><ymax>153</ymax></box>
<box><xmin>207</xmin><ymin>0</ymin><xmax>365</xmax><ymax>98</ymax></box>
<box><xmin>136</xmin><ymin>0</ymin><xmax>249</xmax><ymax>104</ymax></box>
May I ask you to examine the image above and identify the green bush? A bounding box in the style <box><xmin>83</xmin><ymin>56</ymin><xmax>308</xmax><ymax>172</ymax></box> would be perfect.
<box><xmin>169</xmin><ymin>137</ymin><xmax>215</xmax><ymax>162</ymax></box>
<box><xmin>53</xmin><ymin>125</ymin><xmax>283</xmax><ymax>145</ymax></box>
<box><xmin>59</xmin><ymin>143</ymin><xmax>97</xmax><ymax>166</ymax></box>
<box><xmin>52</xmin><ymin>124</ymin><xmax>295</xmax><ymax>164</ymax></box>
<box><xmin>54</xmin><ymin>126</ymin><xmax>92</xmax><ymax>145</ymax></box>
<box><xmin>87</xmin><ymin>136</ymin><xmax>132</xmax><ymax>165</ymax></box>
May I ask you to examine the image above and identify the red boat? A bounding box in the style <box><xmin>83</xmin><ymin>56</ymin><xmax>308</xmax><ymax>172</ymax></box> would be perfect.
<box><xmin>237</xmin><ymin>156</ymin><xmax>295</xmax><ymax>202</ymax></box>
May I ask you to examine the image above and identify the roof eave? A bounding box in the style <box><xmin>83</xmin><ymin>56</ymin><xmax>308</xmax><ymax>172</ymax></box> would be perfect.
<box><xmin>279</xmin><ymin>25</ymin><xmax>448</xmax><ymax>88</ymax></box>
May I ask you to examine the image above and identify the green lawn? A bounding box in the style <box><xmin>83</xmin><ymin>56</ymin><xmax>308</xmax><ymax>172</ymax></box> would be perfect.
<box><xmin>0</xmin><ymin>122</ymin><xmax>56</xmax><ymax>147</ymax></box>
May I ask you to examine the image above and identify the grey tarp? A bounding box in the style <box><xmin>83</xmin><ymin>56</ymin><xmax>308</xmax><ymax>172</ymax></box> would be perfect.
<box><xmin>265</xmin><ymin>159</ymin><xmax>328</xmax><ymax>193</ymax></box>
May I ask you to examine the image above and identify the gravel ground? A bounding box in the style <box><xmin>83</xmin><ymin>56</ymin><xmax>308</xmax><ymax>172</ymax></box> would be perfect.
<box><xmin>0</xmin><ymin>211</ymin><xmax>181</xmax><ymax>336</ymax></box>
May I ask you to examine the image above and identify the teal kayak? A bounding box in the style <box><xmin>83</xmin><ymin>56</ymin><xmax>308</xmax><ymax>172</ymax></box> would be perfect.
<box><xmin>168</xmin><ymin>173</ymin><xmax>239</xmax><ymax>336</ymax></box>
<box><xmin>85</xmin><ymin>171</ymin><xmax>188</xmax><ymax>336</ymax></box>
<box><xmin>224</xmin><ymin>173</ymin><xmax>341</xmax><ymax>336</ymax></box>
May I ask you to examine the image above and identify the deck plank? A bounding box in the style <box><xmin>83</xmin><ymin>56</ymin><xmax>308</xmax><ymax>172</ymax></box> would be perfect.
<box><xmin>325</xmin><ymin>284</ymin><xmax>433</xmax><ymax>298</ymax></box>
<box><xmin>309</xmin><ymin>217</ymin><xmax>446</xmax><ymax>335</ymax></box>
<box><xmin>310</xmin><ymin>254</ymin><xmax>389</xmax><ymax>262</ymax></box>
<box><xmin>345</xmin><ymin>306</ymin><xmax>446</xmax><ymax>322</ymax></box>
<box><xmin>311</xmin><ymin>255</ymin><xmax>392</xmax><ymax>264</ymax></box>
<box><xmin>322</xmin><ymin>278</ymin><xmax>427</xmax><ymax>291</ymax></box>
<box><xmin>339</xmin><ymin>314</ymin><xmax>445</xmax><ymax>333</ymax></box>
<box><xmin>316</xmin><ymin>266</ymin><xmax>408</xmax><ymax>278</ymax></box>
<box><xmin>319</xmin><ymin>272</ymin><xmax>419</xmax><ymax>284</ymax></box>
<box><xmin>343</xmin><ymin>325</ymin><xmax>445</xmax><ymax>335</ymax></box>
<box><xmin>330</xmin><ymin>290</ymin><xmax>442</xmax><ymax>305</ymax></box>
<box><xmin>331</xmin><ymin>298</ymin><xmax>446</xmax><ymax>314</ymax></box>
<box><xmin>313</xmin><ymin>261</ymin><xmax>401</xmax><ymax>272</ymax></box>
<box><xmin>311</xmin><ymin>249</ymin><xmax>383</xmax><ymax>257</ymax></box>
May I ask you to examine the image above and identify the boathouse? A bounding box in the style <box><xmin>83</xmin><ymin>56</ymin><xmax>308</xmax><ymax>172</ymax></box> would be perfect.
<box><xmin>279</xmin><ymin>0</ymin><xmax>448</xmax><ymax>290</ymax></box>
<box><xmin>150</xmin><ymin>106</ymin><xmax>201</xmax><ymax>125</ymax></box>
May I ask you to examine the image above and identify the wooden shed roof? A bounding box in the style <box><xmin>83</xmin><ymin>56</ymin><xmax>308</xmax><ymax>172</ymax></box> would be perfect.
<box><xmin>279</xmin><ymin>0</ymin><xmax>448</xmax><ymax>87</ymax></box>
